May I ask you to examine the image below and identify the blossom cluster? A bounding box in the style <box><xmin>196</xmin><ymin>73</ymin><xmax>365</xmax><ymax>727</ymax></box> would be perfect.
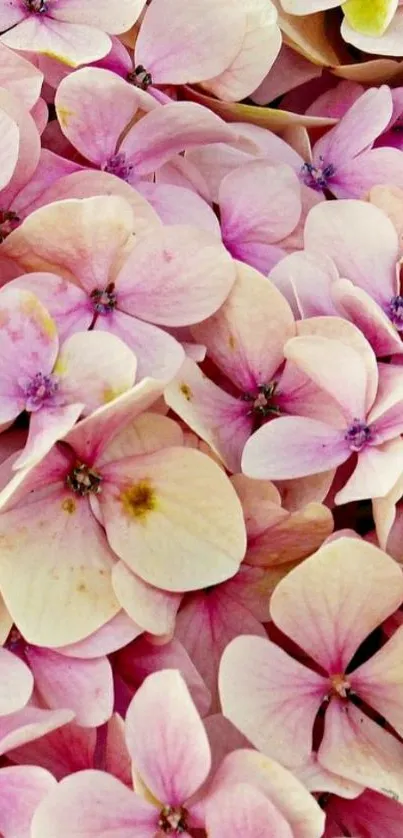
<box><xmin>1</xmin><ymin>1</ymin><xmax>403</xmax><ymax>837</ymax></box>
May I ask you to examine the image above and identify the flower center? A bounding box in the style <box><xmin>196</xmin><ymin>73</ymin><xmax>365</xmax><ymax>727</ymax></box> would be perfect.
<box><xmin>158</xmin><ymin>806</ymin><xmax>188</xmax><ymax>835</ymax></box>
<box><xmin>300</xmin><ymin>158</ymin><xmax>336</xmax><ymax>191</ymax></box>
<box><xmin>22</xmin><ymin>372</ymin><xmax>59</xmax><ymax>412</ymax></box>
<box><xmin>101</xmin><ymin>152</ymin><xmax>133</xmax><ymax>182</ymax></box>
<box><xmin>25</xmin><ymin>0</ymin><xmax>48</xmax><ymax>12</ymax></box>
<box><xmin>0</xmin><ymin>210</ymin><xmax>20</xmax><ymax>242</ymax></box>
<box><xmin>329</xmin><ymin>673</ymin><xmax>351</xmax><ymax>700</ymax></box>
<box><xmin>387</xmin><ymin>295</ymin><xmax>403</xmax><ymax>330</ymax></box>
<box><xmin>242</xmin><ymin>382</ymin><xmax>281</xmax><ymax>419</ymax></box>
<box><xmin>90</xmin><ymin>282</ymin><xmax>118</xmax><ymax>315</ymax></box>
<box><xmin>66</xmin><ymin>463</ymin><xmax>102</xmax><ymax>497</ymax></box>
<box><xmin>127</xmin><ymin>64</ymin><xmax>153</xmax><ymax>90</ymax></box>
<box><xmin>344</xmin><ymin>418</ymin><xmax>372</xmax><ymax>452</ymax></box>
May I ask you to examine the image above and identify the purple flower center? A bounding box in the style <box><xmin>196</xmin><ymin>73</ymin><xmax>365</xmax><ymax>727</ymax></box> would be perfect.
<box><xmin>66</xmin><ymin>462</ymin><xmax>103</xmax><ymax>497</ymax></box>
<box><xmin>344</xmin><ymin>419</ymin><xmax>372</xmax><ymax>452</ymax></box>
<box><xmin>23</xmin><ymin>372</ymin><xmax>58</xmax><ymax>412</ymax></box>
<box><xmin>90</xmin><ymin>282</ymin><xmax>118</xmax><ymax>315</ymax></box>
<box><xmin>300</xmin><ymin>158</ymin><xmax>336</xmax><ymax>191</ymax></box>
<box><xmin>387</xmin><ymin>295</ymin><xmax>403</xmax><ymax>330</ymax></box>
<box><xmin>25</xmin><ymin>0</ymin><xmax>48</xmax><ymax>13</ymax></box>
<box><xmin>158</xmin><ymin>806</ymin><xmax>188</xmax><ymax>835</ymax></box>
<box><xmin>102</xmin><ymin>152</ymin><xmax>133</xmax><ymax>182</ymax></box>
<box><xmin>127</xmin><ymin>64</ymin><xmax>153</xmax><ymax>90</ymax></box>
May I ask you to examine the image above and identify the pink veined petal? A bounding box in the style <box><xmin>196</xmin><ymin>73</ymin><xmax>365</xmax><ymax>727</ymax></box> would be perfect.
<box><xmin>0</xmin><ymin>648</ymin><xmax>33</xmax><ymax>714</ymax></box>
<box><xmin>325</xmin><ymin>788</ymin><xmax>403</xmax><ymax>838</ymax></box>
<box><xmin>121</xmin><ymin>102</ymin><xmax>236</xmax><ymax>178</ymax></box>
<box><xmin>0</xmin><ymin>288</ymin><xmax>58</xmax><ymax>424</ymax></box>
<box><xmin>55</xmin><ymin>68</ymin><xmax>141</xmax><ymax>167</ymax></box>
<box><xmin>284</xmin><ymin>335</ymin><xmax>373</xmax><ymax>419</ymax></box>
<box><xmin>0</xmin><ymin>42</ymin><xmax>43</xmax><ymax>111</ymax></box>
<box><xmin>27</xmin><ymin>169</ymin><xmax>160</xmax><ymax>237</ymax></box>
<box><xmin>205</xmin><ymin>782</ymin><xmax>294</xmax><ymax>838</ymax></box>
<box><xmin>94</xmin><ymin>310</ymin><xmax>184</xmax><ymax>382</ymax></box>
<box><xmin>331</xmin><ymin>278</ymin><xmax>403</xmax><ymax>358</ymax></box>
<box><xmin>269</xmin><ymin>250</ymin><xmax>339</xmax><ymax>318</ymax></box>
<box><xmin>116</xmin><ymin>225</ymin><xmax>235</xmax><ymax>326</ymax></box>
<box><xmin>0</xmin><ymin>109</ymin><xmax>19</xmax><ymax>192</ymax></box>
<box><xmin>269</xmin><ymin>537</ymin><xmax>403</xmax><ymax>673</ymax></box>
<box><xmin>219</xmin><ymin>635</ymin><xmax>327</xmax><ymax>767</ymax></box>
<box><xmin>332</xmin><ymin>147</ymin><xmax>403</xmax><ymax>199</ymax></box>
<box><xmin>100</xmin><ymin>447</ymin><xmax>246</xmax><ymax>592</ymax></box>
<box><xmin>125</xmin><ymin>670</ymin><xmax>211</xmax><ymax>803</ymax></box>
<box><xmin>219</xmin><ymin>161</ymin><xmax>302</xmax><ymax>252</ymax></box>
<box><xmin>0</xmin><ymin>706</ymin><xmax>74</xmax><ymax>756</ymax></box>
<box><xmin>0</xmin><ymin>17</ymin><xmax>112</xmax><ymax>67</ymax></box>
<box><xmin>31</xmin><ymin>770</ymin><xmax>157</xmax><ymax>838</ymax></box>
<box><xmin>335</xmin><ymin>438</ymin><xmax>403</xmax><ymax>505</ymax></box>
<box><xmin>202</xmin><ymin>0</ymin><xmax>281</xmax><ymax>102</ymax></box>
<box><xmin>55</xmin><ymin>611</ymin><xmax>142</xmax><ymax>659</ymax></box>
<box><xmin>204</xmin><ymin>749</ymin><xmax>325</xmax><ymax>838</ymax></box>
<box><xmin>0</xmin><ymin>488</ymin><xmax>119</xmax><ymax>647</ymax></box>
<box><xmin>175</xmin><ymin>588</ymin><xmax>266</xmax><ymax>711</ymax></box>
<box><xmin>318</xmin><ymin>700</ymin><xmax>403</xmax><ymax>803</ymax></box>
<box><xmin>136</xmin><ymin>183</ymin><xmax>220</xmax><ymax>234</ymax></box>
<box><xmin>116</xmin><ymin>636</ymin><xmax>211</xmax><ymax>718</ymax></box>
<box><xmin>56</xmin><ymin>331</ymin><xmax>137</xmax><ymax>416</ymax></box>
<box><xmin>350</xmin><ymin>625</ymin><xmax>403</xmax><ymax>738</ymax></box>
<box><xmin>304</xmin><ymin>200</ymin><xmax>399</xmax><ymax>305</ymax></box>
<box><xmin>64</xmin><ymin>377</ymin><xmax>165</xmax><ymax>466</ymax></box>
<box><xmin>14</xmin><ymin>403</ymin><xmax>84</xmax><ymax>471</ymax></box>
<box><xmin>134</xmin><ymin>0</ymin><xmax>245</xmax><ymax>85</ymax></box>
<box><xmin>5</xmin><ymin>273</ymin><xmax>91</xmax><ymax>343</ymax></box>
<box><xmin>369</xmin><ymin>363</ymin><xmax>403</xmax><ymax>433</ymax></box>
<box><xmin>50</xmin><ymin>0</ymin><xmax>145</xmax><ymax>32</ymax></box>
<box><xmin>2</xmin><ymin>196</ymin><xmax>135</xmax><ymax>294</ymax></box>
<box><xmin>192</xmin><ymin>263</ymin><xmax>295</xmax><ymax>391</ymax></box>
<box><xmin>0</xmin><ymin>765</ymin><xmax>56</xmax><ymax>838</ymax></box>
<box><xmin>164</xmin><ymin>357</ymin><xmax>253</xmax><ymax>473</ymax></box>
<box><xmin>0</xmin><ymin>88</ymin><xmax>41</xmax><ymax>210</ymax></box>
<box><xmin>111</xmin><ymin>561</ymin><xmax>182</xmax><ymax>636</ymax></box>
<box><xmin>241</xmin><ymin>416</ymin><xmax>349</xmax><ymax>481</ymax></box>
<box><xmin>312</xmin><ymin>87</ymin><xmax>393</xmax><ymax>168</ymax></box>
<box><xmin>7</xmin><ymin>720</ymin><xmax>97</xmax><ymax>779</ymax></box>
<box><xmin>25</xmin><ymin>647</ymin><xmax>114</xmax><ymax>728</ymax></box>
<box><xmin>96</xmin><ymin>411</ymin><xmax>184</xmax><ymax>465</ymax></box>
<box><xmin>0</xmin><ymin>1</ymin><xmax>28</xmax><ymax>28</ymax></box>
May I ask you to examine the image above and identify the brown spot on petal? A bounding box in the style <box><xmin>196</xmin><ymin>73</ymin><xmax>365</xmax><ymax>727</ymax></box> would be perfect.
<box><xmin>62</xmin><ymin>498</ymin><xmax>76</xmax><ymax>515</ymax></box>
<box><xmin>179</xmin><ymin>383</ymin><xmax>192</xmax><ymax>401</ymax></box>
<box><xmin>76</xmin><ymin>583</ymin><xmax>87</xmax><ymax>593</ymax></box>
<box><xmin>228</xmin><ymin>334</ymin><xmax>236</xmax><ymax>350</ymax></box>
<box><xmin>120</xmin><ymin>478</ymin><xmax>157</xmax><ymax>522</ymax></box>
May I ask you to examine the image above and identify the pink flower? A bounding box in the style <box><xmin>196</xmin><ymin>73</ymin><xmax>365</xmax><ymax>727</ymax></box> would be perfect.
<box><xmin>31</xmin><ymin>670</ymin><xmax>214</xmax><ymax>838</ymax></box>
<box><xmin>242</xmin><ymin>326</ymin><xmax>403</xmax><ymax>504</ymax></box>
<box><xmin>0</xmin><ymin>765</ymin><xmax>56</xmax><ymax>838</ymax></box>
<box><xmin>0</xmin><ymin>384</ymin><xmax>246</xmax><ymax>646</ymax></box>
<box><xmin>0</xmin><ymin>286</ymin><xmax>137</xmax><ymax>469</ymax></box>
<box><xmin>220</xmin><ymin>537</ymin><xmax>403</xmax><ymax>799</ymax></box>
<box><xmin>2</xmin><ymin>195</ymin><xmax>236</xmax><ymax>380</ymax></box>
<box><xmin>54</xmin><ymin>68</ymin><xmax>237</xmax><ymax>187</ymax></box>
<box><xmin>0</xmin><ymin>0</ymin><xmax>145</xmax><ymax>67</ymax></box>
<box><xmin>271</xmin><ymin>199</ymin><xmax>403</xmax><ymax>358</ymax></box>
<box><xmin>165</xmin><ymin>262</ymin><xmax>340</xmax><ymax>473</ymax></box>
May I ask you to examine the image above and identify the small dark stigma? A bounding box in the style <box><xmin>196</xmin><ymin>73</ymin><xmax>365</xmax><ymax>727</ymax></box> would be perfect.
<box><xmin>66</xmin><ymin>463</ymin><xmax>103</xmax><ymax>497</ymax></box>
<box><xmin>127</xmin><ymin>64</ymin><xmax>153</xmax><ymax>90</ymax></box>
<box><xmin>90</xmin><ymin>282</ymin><xmax>118</xmax><ymax>314</ymax></box>
<box><xmin>26</xmin><ymin>0</ymin><xmax>48</xmax><ymax>12</ymax></box>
